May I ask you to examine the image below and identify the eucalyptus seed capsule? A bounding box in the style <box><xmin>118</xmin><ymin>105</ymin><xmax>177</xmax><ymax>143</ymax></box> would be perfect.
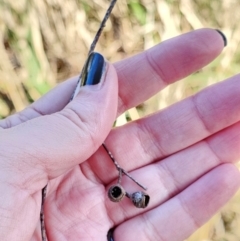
<box><xmin>108</xmin><ymin>184</ymin><xmax>126</xmax><ymax>202</ymax></box>
<box><xmin>130</xmin><ymin>191</ymin><xmax>150</xmax><ymax>208</ymax></box>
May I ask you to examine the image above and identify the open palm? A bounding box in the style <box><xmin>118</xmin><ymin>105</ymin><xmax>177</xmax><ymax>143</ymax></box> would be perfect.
<box><xmin>1</xmin><ymin>29</ymin><xmax>240</xmax><ymax>241</ymax></box>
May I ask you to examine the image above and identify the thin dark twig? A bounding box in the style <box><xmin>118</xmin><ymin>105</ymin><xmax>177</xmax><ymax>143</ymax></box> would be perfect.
<box><xmin>121</xmin><ymin>169</ymin><xmax>147</xmax><ymax>190</ymax></box>
<box><xmin>118</xmin><ymin>168</ymin><xmax>122</xmax><ymax>184</ymax></box>
<box><xmin>102</xmin><ymin>143</ymin><xmax>121</xmax><ymax>170</ymax></box>
<box><xmin>102</xmin><ymin>143</ymin><xmax>147</xmax><ymax>190</ymax></box>
<box><xmin>40</xmin><ymin>185</ymin><xmax>47</xmax><ymax>241</ymax></box>
<box><xmin>40</xmin><ymin>1</ymin><xmax>119</xmax><ymax>241</ymax></box>
<box><xmin>88</xmin><ymin>0</ymin><xmax>118</xmax><ymax>55</ymax></box>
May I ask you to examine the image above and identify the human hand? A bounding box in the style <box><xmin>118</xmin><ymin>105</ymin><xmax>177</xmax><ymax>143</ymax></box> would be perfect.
<box><xmin>0</xmin><ymin>29</ymin><xmax>240</xmax><ymax>241</ymax></box>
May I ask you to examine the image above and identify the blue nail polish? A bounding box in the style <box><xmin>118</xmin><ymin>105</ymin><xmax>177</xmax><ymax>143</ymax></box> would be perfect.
<box><xmin>107</xmin><ymin>228</ymin><xmax>115</xmax><ymax>241</ymax></box>
<box><xmin>215</xmin><ymin>29</ymin><xmax>227</xmax><ymax>47</ymax></box>
<box><xmin>81</xmin><ymin>52</ymin><xmax>105</xmax><ymax>86</ymax></box>
<box><xmin>70</xmin><ymin>52</ymin><xmax>106</xmax><ymax>100</ymax></box>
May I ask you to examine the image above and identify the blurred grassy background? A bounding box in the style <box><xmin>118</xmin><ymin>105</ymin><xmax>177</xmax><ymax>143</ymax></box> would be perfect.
<box><xmin>0</xmin><ymin>0</ymin><xmax>240</xmax><ymax>240</ymax></box>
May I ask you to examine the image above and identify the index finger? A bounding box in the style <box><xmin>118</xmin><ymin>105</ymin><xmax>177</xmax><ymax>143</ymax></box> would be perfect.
<box><xmin>116</xmin><ymin>28</ymin><xmax>225</xmax><ymax>114</ymax></box>
<box><xmin>0</xmin><ymin>28</ymin><xmax>225</xmax><ymax>128</ymax></box>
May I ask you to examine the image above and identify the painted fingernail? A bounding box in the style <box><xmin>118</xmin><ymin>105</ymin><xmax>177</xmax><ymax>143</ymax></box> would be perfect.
<box><xmin>107</xmin><ymin>228</ymin><xmax>115</xmax><ymax>241</ymax></box>
<box><xmin>215</xmin><ymin>29</ymin><xmax>227</xmax><ymax>47</ymax></box>
<box><xmin>81</xmin><ymin>52</ymin><xmax>106</xmax><ymax>86</ymax></box>
<box><xmin>70</xmin><ymin>52</ymin><xmax>106</xmax><ymax>100</ymax></box>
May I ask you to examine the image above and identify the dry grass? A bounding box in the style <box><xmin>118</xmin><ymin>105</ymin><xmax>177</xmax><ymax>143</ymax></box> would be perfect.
<box><xmin>0</xmin><ymin>0</ymin><xmax>240</xmax><ymax>240</ymax></box>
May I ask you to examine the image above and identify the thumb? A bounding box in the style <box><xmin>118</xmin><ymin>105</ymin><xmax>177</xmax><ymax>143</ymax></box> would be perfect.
<box><xmin>1</xmin><ymin>52</ymin><xmax>118</xmax><ymax>187</ymax></box>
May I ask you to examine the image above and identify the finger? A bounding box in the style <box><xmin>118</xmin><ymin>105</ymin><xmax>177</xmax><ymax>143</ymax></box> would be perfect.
<box><xmin>89</xmin><ymin>73</ymin><xmax>240</xmax><ymax>180</ymax></box>
<box><xmin>116</xmin><ymin>28</ymin><xmax>225</xmax><ymax>114</ymax></box>
<box><xmin>0</xmin><ymin>77</ymin><xmax>77</xmax><ymax>129</ymax></box>
<box><xmin>113</xmin><ymin>164</ymin><xmax>240</xmax><ymax>241</ymax></box>
<box><xmin>0</xmin><ymin>28</ymin><xmax>225</xmax><ymax>128</ymax></box>
<box><xmin>0</xmin><ymin>63</ymin><xmax>118</xmax><ymax>189</ymax></box>
<box><xmin>105</xmin><ymin>121</ymin><xmax>240</xmax><ymax>224</ymax></box>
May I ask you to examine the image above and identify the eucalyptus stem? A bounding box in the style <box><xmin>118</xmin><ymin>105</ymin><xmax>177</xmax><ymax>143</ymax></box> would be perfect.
<box><xmin>102</xmin><ymin>143</ymin><xmax>147</xmax><ymax>190</ymax></box>
<box><xmin>88</xmin><ymin>0</ymin><xmax>118</xmax><ymax>55</ymax></box>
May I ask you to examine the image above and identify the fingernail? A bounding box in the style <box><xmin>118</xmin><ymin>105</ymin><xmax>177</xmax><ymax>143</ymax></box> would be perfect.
<box><xmin>70</xmin><ymin>52</ymin><xmax>106</xmax><ymax>100</ymax></box>
<box><xmin>81</xmin><ymin>52</ymin><xmax>106</xmax><ymax>86</ymax></box>
<box><xmin>107</xmin><ymin>228</ymin><xmax>115</xmax><ymax>241</ymax></box>
<box><xmin>215</xmin><ymin>29</ymin><xmax>227</xmax><ymax>47</ymax></box>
